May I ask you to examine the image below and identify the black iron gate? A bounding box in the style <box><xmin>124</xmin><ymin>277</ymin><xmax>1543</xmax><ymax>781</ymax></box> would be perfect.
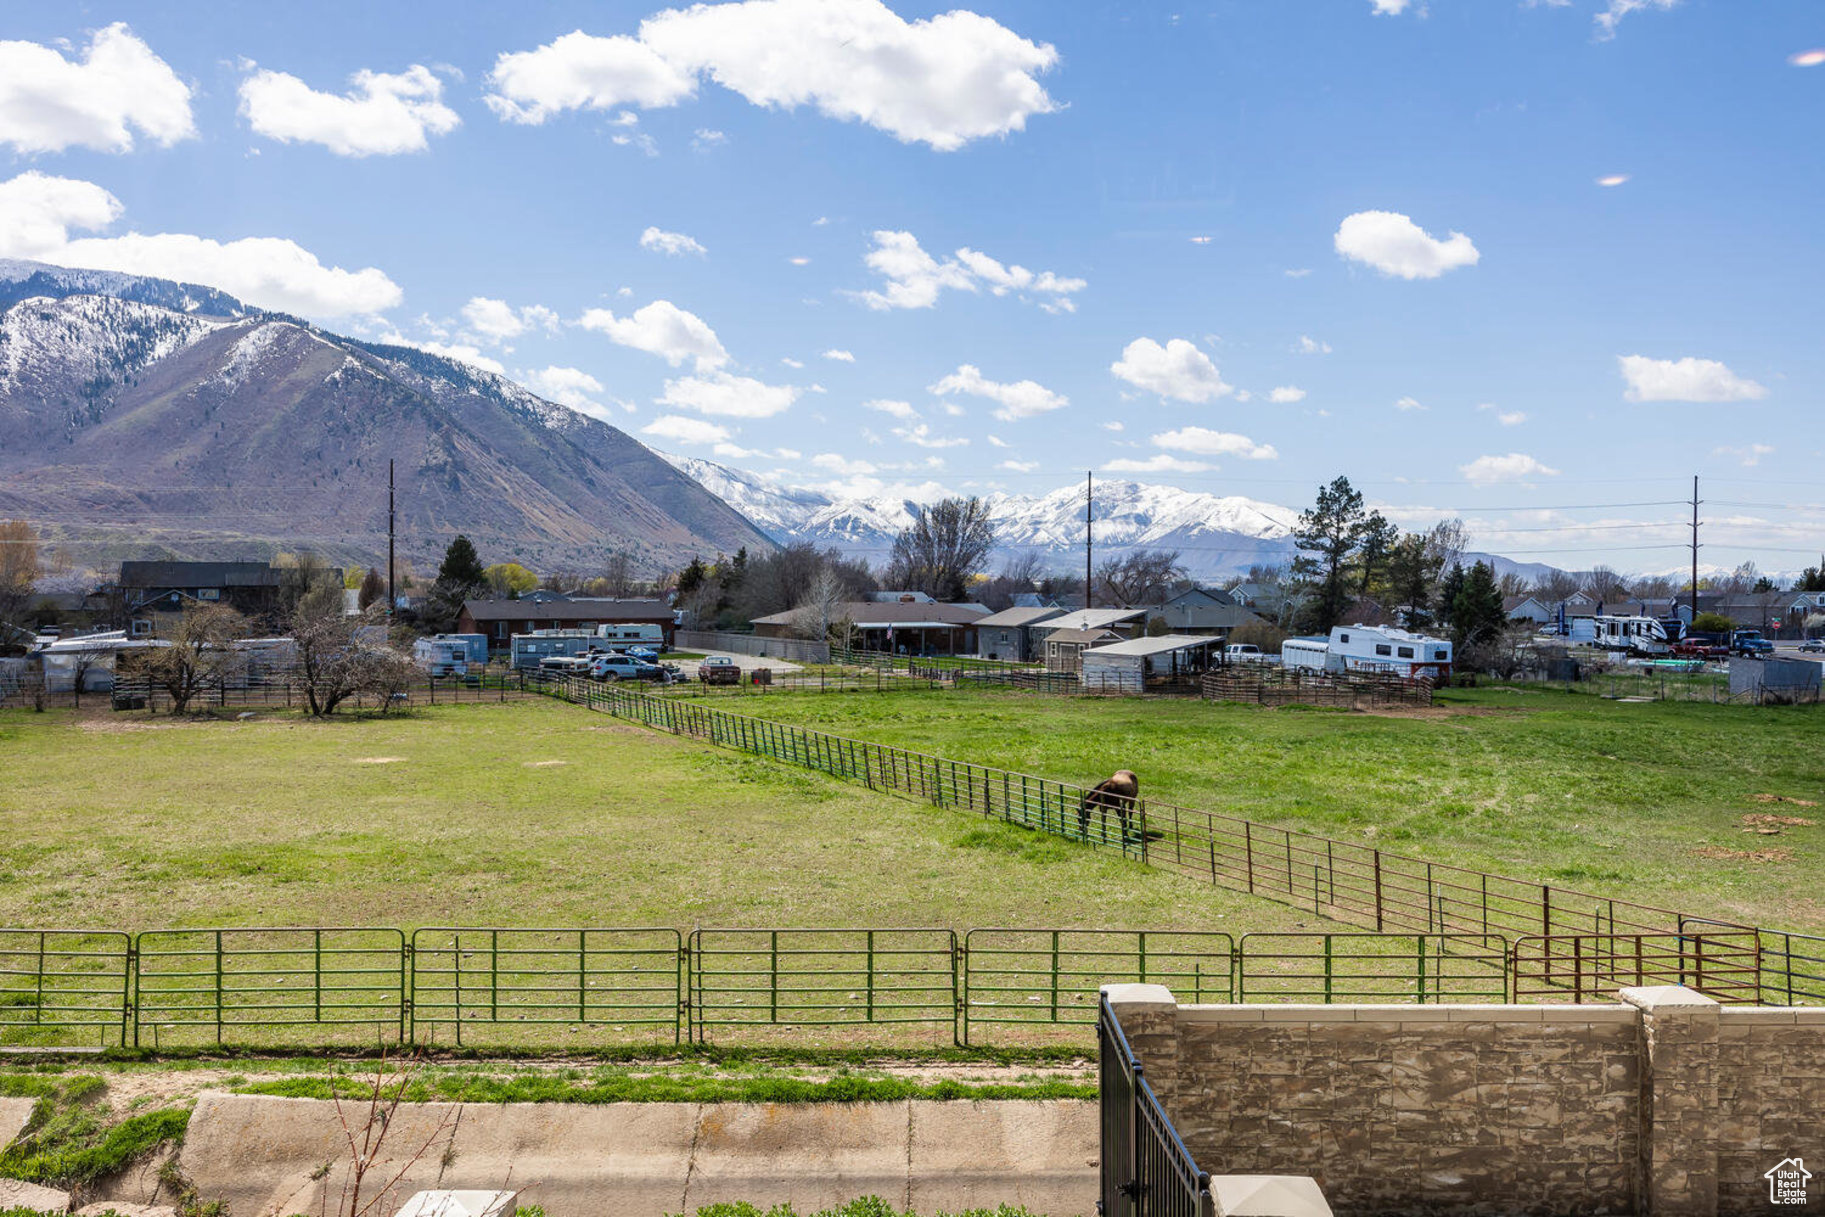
<box><xmin>1098</xmin><ymin>992</ymin><xmax>1213</xmax><ymax>1217</ymax></box>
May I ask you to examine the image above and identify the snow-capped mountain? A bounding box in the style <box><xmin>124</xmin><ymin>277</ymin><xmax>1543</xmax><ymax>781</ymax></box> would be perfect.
<box><xmin>0</xmin><ymin>260</ymin><xmax>771</xmax><ymax>572</ymax></box>
<box><xmin>660</xmin><ymin>453</ymin><xmax>1302</xmax><ymax>578</ymax></box>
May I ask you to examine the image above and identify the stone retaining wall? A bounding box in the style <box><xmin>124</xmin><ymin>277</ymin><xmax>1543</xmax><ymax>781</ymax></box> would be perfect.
<box><xmin>1105</xmin><ymin>984</ymin><xmax>1825</xmax><ymax>1216</ymax></box>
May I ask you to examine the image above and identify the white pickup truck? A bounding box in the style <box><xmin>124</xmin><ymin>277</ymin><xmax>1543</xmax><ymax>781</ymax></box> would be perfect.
<box><xmin>1224</xmin><ymin>643</ymin><xmax>1266</xmax><ymax>663</ymax></box>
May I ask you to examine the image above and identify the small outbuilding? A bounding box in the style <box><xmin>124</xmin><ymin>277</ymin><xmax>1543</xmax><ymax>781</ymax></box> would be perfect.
<box><xmin>973</xmin><ymin>605</ymin><xmax>1064</xmax><ymax>662</ymax></box>
<box><xmin>1043</xmin><ymin>626</ymin><xmax>1125</xmax><ymax>674</ymax></box>
<box><xmin>1079</xmin><ymin>634</ymin><xmax>1220</xmax><ymax>692</ymax></box>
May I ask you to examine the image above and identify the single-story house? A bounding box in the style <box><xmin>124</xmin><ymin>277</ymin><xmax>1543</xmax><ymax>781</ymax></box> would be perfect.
<box><xmin>1144</xmin><ymin>588</ymin><xmax>1266</xmax><ymax>638</ymax></box>
<box><xmin>458</xmin><ymin>598</ymin><xmax>675</xmax><ymax>649</ymax></box>
<box><xmin>1080</xmin><ymin>634</ymin><xmax>1221</xmax><ymax>692</ymax></box>
<box><xmin>1504</xmin><ymin>595</ymin><xmax>1553</xmax><ymax>625</ymax></box>
<box><xmin>118</xmin><ymin>561</ymin><xmax>315</xmax><ymax>631</ymax></box>
<box><xmin>1033</xmin><ymin>607</ymin><xmax>1148</xmax><ymax>640</ymax></box>
<box><xmin>751</xmin><ymin>600</ymin><xmax>990</xmax><ymax>655</ymax></box>
<box><xmin>1044</xmin><ymin>626</ymin><xmax>1125</xmax><ymax>674</ymax></box>
<box><xmin>973</xmin><ymin>605</ymin><xmax>1064</xmax><ymax>662</ymax></box>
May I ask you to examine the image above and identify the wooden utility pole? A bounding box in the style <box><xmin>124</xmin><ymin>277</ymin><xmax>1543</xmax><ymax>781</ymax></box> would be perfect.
<box><xmin>1689</xmin><ymin>474</ymin><xmax>1700</xmax><ymax>622</ymax></box>
<box><xmin>387</xmin><ymin>459</ymin><xmax>396</xmax><ymax>619</ymax></box>
<box><xmin>1085</xmin><ymin>471</ymin><xmax>1094</xmax><ymax>609</ymax></box>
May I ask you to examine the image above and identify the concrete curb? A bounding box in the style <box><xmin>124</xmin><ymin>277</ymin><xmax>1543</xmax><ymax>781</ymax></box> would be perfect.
<box><xmin>179</xmin><ymin>1094</ymin><xmax>1096</xmax><ymax>1217</ymax></box>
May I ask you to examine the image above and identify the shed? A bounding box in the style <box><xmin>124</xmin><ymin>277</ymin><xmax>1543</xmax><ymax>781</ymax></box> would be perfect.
<box><xmin>1079</xmin><ymin>634</ymin><xmax>1220</xmax><ymax>692</ymax></box>
<box><xmin>1034</xmin><ymin>607</ymin><xmax>1148</xmax><ymax>638</ymax></box>
<box><xmin>972</xmin><ymin>605</ymin><xmax>1064</xmax><ymax>662</ymax></box>
<box><xmin>1043</xmin><ymin>626</ymin><xmax>1124</xmax><ymax>674</ymax></box>
<box><xmin>1729</xmin><ymin>657</ymin><xmax>1822</xmax><ymax>704</ymax></box>
<box><xmin>750</xmin><ymin>600</ymin><xmax>989</xmax><ymax>655</ymax></box>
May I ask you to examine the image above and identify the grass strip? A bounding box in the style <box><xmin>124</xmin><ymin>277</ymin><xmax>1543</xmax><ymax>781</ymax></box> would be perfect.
<box><xmin>237</xmin><ymin>1072</ymin><xmax>1093</xmax><ymax>1104</ymax></box>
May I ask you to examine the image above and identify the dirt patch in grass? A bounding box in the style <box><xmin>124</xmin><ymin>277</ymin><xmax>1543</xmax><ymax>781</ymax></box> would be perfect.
<box><xmin>351</xmin><ymin>756</ymin><xmax>406</xmax><ymax>764</ymax></box>
<box><xmin>1740</xmin><ymin>813</ymin><xmax>1816</xmax><ymax>835</ymax></box>
<box><xmin>1751</xmin><ymin>792</ymin><xmax>1820</xmax><ymax>807</ymax></box>
<box><xmin>524</xmin><ymin>759</ymin><xmax>568</xmax><ymax>767</ymax></box>
<box><xmin>1693</xmin><ymin>845</ymin><xmax>1794</xmax><ymax>863</ymax></box>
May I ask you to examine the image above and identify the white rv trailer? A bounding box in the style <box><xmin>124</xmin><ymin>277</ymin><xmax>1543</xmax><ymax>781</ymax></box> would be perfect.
<box><xmin>1326</xmin><ymin>625</ymin><xmax>1452</xmax><ymax>679</ymax></box>
<box><xmin>595</xmin><ymin>622</ymin><xmax>665</xmax><ymax>648</ymax></box>
<box><xmin>413</xmin><ymin>637</ymin><xmax>469</xmax><ymax>678</ymax></box>
<box><xmin>1280</xmin><ymin>637</ymin><xmax>1331</xmax><ymax>673</ymax></box>
<box><xmin>509</xmin><ymin>629</ymin><xmax>600</xmax><ymax>670</ymax></box>
<box><xmin>1569</xmin><ymin>615</ymin><xmax>1671</xmax><ymax>656</ymax></box>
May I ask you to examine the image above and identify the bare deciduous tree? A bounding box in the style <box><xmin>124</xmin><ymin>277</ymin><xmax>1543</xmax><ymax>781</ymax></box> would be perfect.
<box><xmin>786</xmin><ymin>567</ymin><xmax>853</xmax><ymax>641</ymax></box>
<box><xmin>885</xmin><ymin>497</ymin><xmax>995</xmax><ymax>602</ymax></box>
<box><xmin>144</xmin><ymin>603</ymin><xmax>246</xmax><ymax>714</ymax></box>
<box><xmin>1094</xmin><ymin>549</ymin><xmax>1188</xmax><ymax>607</ymax></box>
<box><xmin>293</xmin><ymin>606</ymin><xmax>415</xmax><ymax>717</ymax></box>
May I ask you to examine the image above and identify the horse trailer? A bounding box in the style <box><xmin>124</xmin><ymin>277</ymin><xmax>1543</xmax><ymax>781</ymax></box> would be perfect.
<box><xmin>1280</xmin><ymin>637</ymin><xmax>1331</xmax><ymax>672</ymax></box>
<box><xmin>1327</xmin><ymin>625</ymin><xmax>1452</xmax><ymax>679</ymax></box>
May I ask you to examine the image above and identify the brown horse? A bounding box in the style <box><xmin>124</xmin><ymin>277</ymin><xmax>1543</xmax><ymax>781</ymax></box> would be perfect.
<box><xmin>1079</xmin><ymin>769</ymin><xmax>1140</xmax><ymax>841</ymax></box>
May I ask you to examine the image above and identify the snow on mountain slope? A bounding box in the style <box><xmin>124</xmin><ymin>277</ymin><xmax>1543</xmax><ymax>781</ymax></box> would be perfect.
<box><xmin>658</xmin><ymin>452</ymin><xmax>1301</xmax><ymax>577</ymax></box>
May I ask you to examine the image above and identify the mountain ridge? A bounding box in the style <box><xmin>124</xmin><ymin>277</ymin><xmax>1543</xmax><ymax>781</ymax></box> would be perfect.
<box><xmin>0</xmin><ymin>260</ymin><xmax>772</xmax><ymax>574</ymax></box>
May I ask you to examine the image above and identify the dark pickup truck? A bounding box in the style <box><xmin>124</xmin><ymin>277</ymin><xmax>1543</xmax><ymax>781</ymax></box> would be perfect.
<box><xmin>1731</xmin><ymin>631</ymin><xmax>1776</xmax><ymax>657</ymax></box>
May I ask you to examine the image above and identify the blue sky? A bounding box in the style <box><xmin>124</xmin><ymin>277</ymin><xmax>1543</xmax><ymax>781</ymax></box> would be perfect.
<box><xmin>1</xmin><ymin>0</ymin><xmax>1820</xmax><ymax>574</ymax></box>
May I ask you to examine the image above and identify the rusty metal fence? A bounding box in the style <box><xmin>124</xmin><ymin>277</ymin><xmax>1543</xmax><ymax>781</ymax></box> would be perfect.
<box><xmin>528</xmin><ymin>674</ymin><xmax>1825</xmax><ymax>1006</ymax></box>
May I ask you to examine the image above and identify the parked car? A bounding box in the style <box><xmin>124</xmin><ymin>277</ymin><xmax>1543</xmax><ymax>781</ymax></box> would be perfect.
<box><xmin>698</xmin><ymin>655</ymin><xmax>742</xmax><ymax>685</ymax></box>
<box><xmin>590</xmin><ymin>654</ymin><xmax>667</xmax><ymax>681</ymax></box>
<box><xmin>538</xmin><ymin>655</ymin><xmax>592</xmax><ymax>676</ymax></box>
<box><xmin>1800</xmin><ymin>638</ymin><xmax>1824</xmax><ymax>654</ymax></box>
<box><xmin>1671</xmin><ymin>639</ymin><xmax>1727</xmax><ymax>659</ymax></box>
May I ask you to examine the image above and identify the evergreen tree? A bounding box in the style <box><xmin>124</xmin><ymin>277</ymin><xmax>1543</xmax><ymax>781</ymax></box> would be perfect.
<box><xmin>1436</xmin><ymin>562</ymin><xmax>1466</xmax><ymax>632</ymax></box>
<box><xmin>1451</xmin><ymin>560</ymin><xmax>1507</xmax><ymax>646</ymax></box>
<box><xmin>676</xmin><ymin>557</ymin><xmax>708</xmax><ymax>598</ymax></box>
<box><xmin>1383</xmin><ymin>533</ymin><xmax>1441</xmax><ymax>629</ymax></box>
<box><xmin>437</xmin><ymin>535</ymin><xmax>487</xmax><ymax>588</ymax></box>
<box><xmin>1290</xmin><ymin>476</ymin><xmax>1368</xmax><ymax>634</ymax></box>
<box><xmin>1356</xmin><ymin>512</ymin><xmax>1399</xmax><ymax>598</ymax></box>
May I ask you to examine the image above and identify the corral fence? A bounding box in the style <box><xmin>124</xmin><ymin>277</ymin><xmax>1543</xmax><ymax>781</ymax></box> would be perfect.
<box><xmin>674</xmin><ymin>631</ymin><xmax>831</xmax><ymax>664</ymax></box>
<box><xmin>10</xmin><ymin>926</ymin><xmax>1811</xmax><ymax>1051</ymax></box>
<box><xmin>527</xmin><ymin>674</ymin><xmax>1825</xmax><ymax>1006</ymax></box>
<box><xmin>1100</xmin><ymin>990</ymin><xmax>1214</xmax><ymax>1217</ymax></box>
<box><xmin>1201</xmin><ymin>666</ymin><xmax>1433</xmax><ymax>709</ymax></box>
<box><xmin>0</xmin><ymin>670</ymin><xmax>536</xmax><ymax>713</ymax></box>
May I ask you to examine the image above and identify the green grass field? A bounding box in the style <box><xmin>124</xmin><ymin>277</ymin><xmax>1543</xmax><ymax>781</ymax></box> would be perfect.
<box><xmin>672</xmin><ymin>685</ymin><xmax>1825</xmax><ymax>933</ymax></box>
<box><xmin>0</xmin><ymin>702</ymin><xmax>1314</xmax><ymax>935</ymax></box>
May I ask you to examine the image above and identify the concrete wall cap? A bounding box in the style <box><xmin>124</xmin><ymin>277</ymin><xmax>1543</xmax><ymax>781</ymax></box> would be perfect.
<box><xmin>1618</xmin><ymin>984</ymin><xmax>1722</xmax><ymax>1012</ymax></box>
<box><xmin>1210</xmin><ymin>1174</ymin><xmax>1334</xmax><ymax>1217</ymax></box>
<box><xmin>1101</xmin><ymin>982</ymin><xmax>1177</xmax><ymax>1007</ymax></box>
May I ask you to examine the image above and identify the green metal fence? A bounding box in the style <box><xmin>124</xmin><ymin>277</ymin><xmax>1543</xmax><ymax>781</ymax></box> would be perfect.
<box><xmin>961</xmin><ymin>929</ymin><xmax>1234</xmax><ymax>1038</ymax></box>
<box><xmin>4</xmin><ymin>924</ymin><xmax>1820</xmax><ymax>1050</ymax></box>
<box><xmin>529</xmin><ymin>674</ymin><xmax>1825</xmax><ymax>1007</ymax></box>
<box><xmin>1235</xmin><ymin>932</ymin><xmax>1510</xmax><ymax>1004</ymax></box>
<box><xmin>409</xmin><ymin>927</ymin><xmax>683</xmax><ymax>1047</ymax></box>
<box><xmin>688</xmin><ymin>928</ymin><xmax>958</xmax><ymax>1042</ymax></box>
<box><xmin>0</xmin><ymin>930</ymin><xmax>132</xmax><ymax>1046</ymax></box>
<box><xmin>133</xmin><ymin>928</ymin><xmax>407</xmax><ymax>1047</ymax></box>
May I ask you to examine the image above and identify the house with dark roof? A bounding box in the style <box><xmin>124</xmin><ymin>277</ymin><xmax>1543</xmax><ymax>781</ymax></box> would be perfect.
<box><xmin>118</xmin><ymin>560</ymin><xmax>334</xmax><ymax>633</ymax></box>
<box><xmin>1142</xmin><ymin>587</ymin><xmax>1265</xmax><ymax>637</ymax></box>
<box><xmin>458</xmin><ymin>598</ymin><xmax>676</xmax><ymax>648</ymax></box>
<box><xmin>973</xmin><ymin>605</ymin><xmax>1064</xmax><ymax>662</ymax></box>
<box><xmin>749</xmin><ymin>600</ymin><xmax>989</xmax><ymax>655</ymax></box>
<box><xmin>1043</xmin><ymin>626</ymin><xmax>1125</xmax><ymax>674</ymax></box>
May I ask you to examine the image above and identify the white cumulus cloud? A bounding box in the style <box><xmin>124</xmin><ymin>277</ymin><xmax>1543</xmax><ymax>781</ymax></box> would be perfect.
<box><xmin>1395</xmin><ymin>396</ymin><xmax>1427</xmax><ymax>412</ymax></box>
<box><xmin>1595</xmin><ymin>0</ymin><xmax>1677</xmax><ymax>40</ymax></box>
<box><xmin>1370</xmin><ymin>0</ymin><xmax>1412</xmax><ymax>13</ymax></box>
<box><xmin>1460</xmin><ymin>453</ymin><xmax>1560</xmax><ymax>484</ymax></box>
<box><xmin>0</xmin><ymin>23</ymin><xmax>194</xmax><ymax>154</ymax></box>
<box><xmin>409</xmin><ymin>341</ymin><xmax>505</xmax><ymax>376</ymax></box>
<box><xmin>1335</xmin><ymin>210</ymin><xmax>1479</xmax><ymax>279</ymax></box>
<box><xmin>485</xmin><ymin>31</ymin><xmax>696</xmax><ymax>123</ymax></box>
<box><xmin>659</xmin><ymin>370</ymin><xmax>800</xmax><ymax>419</ymax></box>
<box><xmin>577</xmin><ymin>300</ymin><xmax>727</xmax><ymax>370</ymax></box>
<box><xmin>639</xmin><ymin>226</ymin><xmax>706</xmax><ymax>256</ymax></box>
<box><xmin>893</xmin><ymin>422</ymin><xmax>969</xmax><ymax>449</ymax></box>
<box><xmin>999</xmin><ymin>459</ymin><xmax>1039</xmax><ymax>473</ymax></box>
<box><xmin>487</xmin><ymin>1</ymin><xmax>1057</xmax><ymax>150</ymax></box>
<box><xmin>1151</xmin><ymin>426</ymin><xmax>1278</xmax><ymax>461</ymax></box>
<box><xmin>865</xmin><ymin>399</ymin><xmax>918</xmax><ymax>421</ymax></box>
<box><xmin>0</xmin><ymin>171</ymin><xmax>401</xmax><ymax>316</ymax></box>
<box><xmin>1267</xmin><ymin>386</ymin><xmax>1306</xmax><ymax>404</ymax></box>
<box><xmin>523</xmin><ymin>365</ymin><xmax>611</xmax><ymax>419</ymax></box>
<box><xmin>822</xmin><ymin>348</ymin><xmax>855</xmax><ymax>362</ymax></box>
<box><xmin>1618</xmin><ymin>355</ymin><xmax>1768</xmax><ymax>403</ymax></box>
<box><xmin>927</xmin><ymin>364</ymin><xmax>1066</xmax><ymax>422</ymax></box>
<box><xmin>642</xmin><ymin>414</ymin><xmax>731</xmax><ymax>446</ymax></box>
<box><xmin>240</xmin><ymin>64</ymin><xmax>458</xmax><ymax>156</ymax></box>
<box><xmin>1110</xmin><ymin>338</ymin><xmax>1232</xmax><ymax>404</ymax></box>
<box><xmin>1294</xmin><ymin>334</ymin><xmax>1331</xmax><ymax>355</ymax></box>
<box><xmin>461</xmin><ymin>297</ymin><xmax>558</xmax><ymax>345</ymax></box>
<box><xmin>853</xmin><ymin>230</ymin><xmax>1083</xmax><ymax>311</ymax></box>
<box><xmin>1715</xmin><ymin>443</ymin><xmax>1774</xmax><ymax>467</ymax></box>
<box><xmin>1104</xmin><ymin>454</ymin><xmax>1214</xmax><ymax>474</ymax></box>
